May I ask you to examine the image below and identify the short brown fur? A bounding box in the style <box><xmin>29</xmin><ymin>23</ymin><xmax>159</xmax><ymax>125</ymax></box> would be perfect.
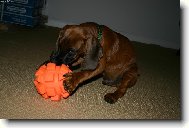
<box><xmin>48</xmin><ymin>22</ymin><xmax>139</xmax><ymax>104</ymax></box>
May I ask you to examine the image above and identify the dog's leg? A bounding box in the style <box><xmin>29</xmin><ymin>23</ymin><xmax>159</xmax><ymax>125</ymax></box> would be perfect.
<box><xmin>102</xmin><ymin>73</ymin><xmax>122</xmax><ymax>86</ymax></box>
<box><xmin>64</xmin><ymin>59</ymin><xmax>105</xmax><ymax>94</ymax></box>
<box><xmin>104</xmin><ymin>64</ymin><xmax>138</xmax><ymax>104</ymax></box>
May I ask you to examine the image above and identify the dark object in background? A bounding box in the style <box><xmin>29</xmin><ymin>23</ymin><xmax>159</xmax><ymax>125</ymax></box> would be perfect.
<box><xmin>0</xmin><ymin>0</ymin><xmax>47</xmax><ymax>27</ymax></box>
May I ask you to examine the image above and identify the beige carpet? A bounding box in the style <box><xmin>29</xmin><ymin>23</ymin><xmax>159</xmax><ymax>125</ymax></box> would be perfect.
<box><xmin>0</xmin><ymin>26</ymin><xmax>180</xmax><ymax>119</ymax></box>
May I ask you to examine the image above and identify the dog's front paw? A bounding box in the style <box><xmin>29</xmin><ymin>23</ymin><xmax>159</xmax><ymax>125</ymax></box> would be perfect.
<box><xmin>63</xmin><ymin>73</ymin><xmax>78</xmax><ymax>94</ymax></box>
<box><xmin>104</xmin><ymin>93</ymin><xmax>118</xmax><ymax>104</ymax></box>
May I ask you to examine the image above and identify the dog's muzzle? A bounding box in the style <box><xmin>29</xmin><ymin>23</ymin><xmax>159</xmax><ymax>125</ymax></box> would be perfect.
<box><xmin>50</xmin><ymin>49</ymin><xmax>77</xmax><ymax>65</ymax></box>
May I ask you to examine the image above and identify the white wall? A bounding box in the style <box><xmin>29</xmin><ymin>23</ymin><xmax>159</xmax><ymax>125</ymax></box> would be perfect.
<box><xmin>43</xmin><ymin>0</ymin><xmax>180</xmax><ymax>49</ymax></box>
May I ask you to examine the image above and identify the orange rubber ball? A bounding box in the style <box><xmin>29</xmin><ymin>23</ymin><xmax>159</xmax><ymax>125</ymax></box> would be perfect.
<box><xmin>34</xmin><ymin>63</ymin><xmax>72</xmax><ymax>101</ymax></box>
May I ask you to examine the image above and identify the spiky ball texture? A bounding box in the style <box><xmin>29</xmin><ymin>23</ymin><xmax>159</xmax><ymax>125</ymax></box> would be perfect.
<box><xmin>34</xmin><ymin>63</ymin><xmax>71</xmax><ymax>101</ymax></box>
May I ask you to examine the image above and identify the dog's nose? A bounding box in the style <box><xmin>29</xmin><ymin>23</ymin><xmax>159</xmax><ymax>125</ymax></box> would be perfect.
<box><xmin>49</xmin><ymin>48</ymin><xmax>77</xmax><ymax>66</ymax></box>
<box><xmin>50</xmin><ymin>51</ymin><xmax>56</xmax><ymax>61</ymax></box>
<box><xmin>50</xmin><ymin>51</ymin><xmax>62</xmax><ymax>65</ymax></box>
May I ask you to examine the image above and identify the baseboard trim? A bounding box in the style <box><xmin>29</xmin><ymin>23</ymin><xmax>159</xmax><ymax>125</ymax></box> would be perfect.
<box><xmin>126</xmin><ymin>33</ymin><xmax>179</xmax><ymax>49</ymax></box>
<box><xmin>45</xmin><ymin>19</ymin><xmax>67</xmax><ymax>28</ymax></box>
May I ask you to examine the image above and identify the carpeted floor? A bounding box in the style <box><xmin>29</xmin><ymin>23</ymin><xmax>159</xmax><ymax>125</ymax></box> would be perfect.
<box><xmin>0</xmin><ymin>26</ymin><xmax>180</xmax><ymax>119</ymax></box>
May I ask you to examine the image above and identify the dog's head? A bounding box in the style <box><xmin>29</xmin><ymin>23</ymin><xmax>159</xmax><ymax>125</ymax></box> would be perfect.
<box><xmin>50</xmin><ymin>24</ymin><xmax>103</xmax><ymax>70</ymax></box>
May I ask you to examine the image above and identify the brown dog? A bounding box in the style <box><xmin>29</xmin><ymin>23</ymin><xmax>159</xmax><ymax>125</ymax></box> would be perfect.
<box><xmin>49</xmin><ymin>22</ymin><xmax>138</xmax><ymax>104</ymax></box>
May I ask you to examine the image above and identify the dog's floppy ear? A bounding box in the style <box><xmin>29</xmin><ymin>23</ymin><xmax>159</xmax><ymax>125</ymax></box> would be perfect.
<box><xmin>82</xmin><ymin>37</ymin><xmax>103</xmax><ymax>70</ymax></box>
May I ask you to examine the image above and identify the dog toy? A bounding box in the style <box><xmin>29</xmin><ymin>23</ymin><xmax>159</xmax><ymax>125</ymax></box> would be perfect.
<box><xmin>34</xmin><ymin>63</ymin><xmax>72</xmax><ymax>101</ymax></box>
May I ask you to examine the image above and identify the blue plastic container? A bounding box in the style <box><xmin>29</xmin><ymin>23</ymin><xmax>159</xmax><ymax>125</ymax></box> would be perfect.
<box><xmin>2</xmin><ymin>12</ymin><xmax>39</xmax><ymax>26</ymax></box>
